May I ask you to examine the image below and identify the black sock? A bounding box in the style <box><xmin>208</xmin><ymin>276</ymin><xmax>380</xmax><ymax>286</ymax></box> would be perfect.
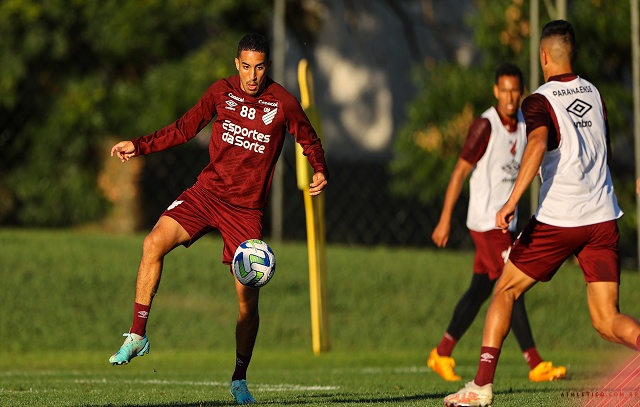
<box><xmin>446</xmin><ymin>274</ymin><xmax>494</xmax><ymax>338</ymax></box>
<box><xmin>232</xmin><ymin>351</ymin><xmax>252</xmax><ymax>381</ymax></box>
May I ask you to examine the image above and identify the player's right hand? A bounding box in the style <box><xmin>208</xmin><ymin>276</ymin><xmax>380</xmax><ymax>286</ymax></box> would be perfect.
<box><xmin>496</xmin><ymin>201</ymin><xmax>516</xmax><ymax>232</ymax></box>
<box><xmin>111</xmin><ymin>141</ymin><xmax>136</xmax><ymax>162</ymax></box>
<box><xmin>431</xmin><ymin>221</ymin><xmax>450</xmax><ymax>248</ymax></box>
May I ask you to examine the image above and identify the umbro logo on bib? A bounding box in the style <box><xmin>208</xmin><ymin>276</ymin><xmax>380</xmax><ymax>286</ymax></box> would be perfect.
<box><xmin>566</xmin><ymin>99</ymin><xmax>592</xmax><ymax>118</ymax></box>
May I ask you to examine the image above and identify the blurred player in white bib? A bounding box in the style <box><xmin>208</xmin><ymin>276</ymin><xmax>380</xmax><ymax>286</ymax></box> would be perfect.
<box><xmin>429</xmin><ymin>63</ymin><xmax>565</xmax><ymax>383</ymax></box>
<box><xmin>445</xmin><ymin>19</ymin><xmax>640</xmax><ymax>407</ymax></box>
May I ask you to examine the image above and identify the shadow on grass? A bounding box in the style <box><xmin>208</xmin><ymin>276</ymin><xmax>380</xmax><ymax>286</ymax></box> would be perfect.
<box><xmin>84</xmin><ymin>391</ymin><xmax>451</xmax><ymax>406</ymax></box>
<box><xmin>80</xmin><ymin>385</ymin><xmax>571</xmax><ymax>406</ymax></box>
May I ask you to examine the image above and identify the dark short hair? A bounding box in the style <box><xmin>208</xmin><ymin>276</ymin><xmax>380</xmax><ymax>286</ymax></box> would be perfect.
<box><xmin>540</xmin><ymin>20</ymin><xmax>576</xmax><ymax>62</ymax></box>
<box><xmin>237</xmin><ymin>33</ymin><xmax>270</xmax><ymax>61</ymax></box>
<box><xmin>495</xmin><ymin>62</ymin><xmax>524</xmax><ymax>91</ymax></box>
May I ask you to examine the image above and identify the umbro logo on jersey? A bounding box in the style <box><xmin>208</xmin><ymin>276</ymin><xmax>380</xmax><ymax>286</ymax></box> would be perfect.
<box><xmin>480</xmin><ymin>353</ymin><xmax>495</xmax><ymax>363</ymax></box>
<box><xmin>167</xmin><ymin>200</ymin><xmax>183</xmax><ymax>210</ymax></box>
<box><xmin>262</xmin><ymin>108</ymin><xmax>278</xmax><ymax>125</ymax></box>
<box><xmin>225</xmin><ymin>100</ymin><xmax>237</xmax><ymax>111</ymax></box>
<box><xmin>567</xmin><ymin>99</ymin><xmax>592</xmax><ymax>118</ymax></box>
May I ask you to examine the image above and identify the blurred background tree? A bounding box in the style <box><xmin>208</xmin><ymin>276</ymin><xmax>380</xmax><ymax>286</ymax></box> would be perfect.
<box><xmin>390</xmin><ymin>0</ymin><xmax>637</xmax><ymax>257</ymax></box>
<box><xmin>1</xmin><ymin>0</ymin><xmax>637</xmax><ymax>260</ymax></box>
<box><xmin>0</xmin><ymin>0</ymin><xmax>316</xmax><ymax>226</ymax></box>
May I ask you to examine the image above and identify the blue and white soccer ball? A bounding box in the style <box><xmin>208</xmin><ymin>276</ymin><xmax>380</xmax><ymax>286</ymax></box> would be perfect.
<box><xmin>233</xmin><ymin>239</ymin><xmax>276</xmax><ymax>288</ymax></box>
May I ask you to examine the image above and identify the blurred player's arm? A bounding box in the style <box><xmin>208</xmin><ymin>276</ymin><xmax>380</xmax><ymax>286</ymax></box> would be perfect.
<box><xmin>432</xmin><ymin>118</ymin><xmax>489</xmax><ymax>248</ymax></box>
<box><xmin>432</xmin><ymin>158</ymin><xmax>473</xmax><ymax>248</ymax></box>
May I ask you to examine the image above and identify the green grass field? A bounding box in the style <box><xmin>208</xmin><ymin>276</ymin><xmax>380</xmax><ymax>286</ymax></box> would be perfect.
<box><xmin>1</xmin><ymin>228</ymin><xmax>639</xmax><ymax>406</ymax></box>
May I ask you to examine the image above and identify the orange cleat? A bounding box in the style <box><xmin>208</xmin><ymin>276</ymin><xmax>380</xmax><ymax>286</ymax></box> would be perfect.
<box><xmin>427</xmin><ymin>348</ymin><xmax>462</xmax><ymax>381</ymax></box>
<box><xmin>529</xmin><ymin>361</ymin><xmax>567</xmax><ymax>382</ymax></box>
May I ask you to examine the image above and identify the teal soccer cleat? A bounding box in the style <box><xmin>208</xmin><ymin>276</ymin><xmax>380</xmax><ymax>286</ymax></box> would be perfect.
<box><xmin>230</xmin><ymin>379</ymin><xmax>255</xmax><ymax>404</ymax></box>
<box><xmin>109</xmin><ymin>332</ymin><xmax>150</xmax><ymax>365</ymax></box>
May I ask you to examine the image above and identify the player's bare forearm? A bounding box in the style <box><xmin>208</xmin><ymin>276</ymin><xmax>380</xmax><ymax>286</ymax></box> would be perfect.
<box><xmin>110</xmin><ymin>141</ymin><xmax>136</xmax><ymax>162</ymax></box>
<box><xmin>433</xmin><ymin>158</ymin><xmax>473</xmax><ymax>247</ymax></box>
<box><xmin>431</xmin><ymin>220</ymin><xmax>451</xmax><ymax>248</ymax></box>
<box><xmin>496</xmin><ymin>201</ymin><xmax>517</xmax><ymax>231</ymax></box>
<box><xmin>440</xmin><ymin>159</ymin><xmax>473</xmax><ymax>220</ymax></box>
<box><xmin>309</xmin><ymin>171</ymin><xmax>327</xmax><ymax>196</ymax></box>
<box><xmin>510</xmin><ymin>128</ymin><xmax>547</xmax><ymax>205</ymax></box>
<box><xmin>496</xmin><ymin>128</ymin><xmax>547</xmax><ymax>230</ymax></box>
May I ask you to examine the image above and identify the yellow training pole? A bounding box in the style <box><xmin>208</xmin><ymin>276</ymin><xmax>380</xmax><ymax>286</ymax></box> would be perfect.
<box><xmin>296</xmin><ymin>59</ymin><xmax>330</xmax><ymax>354</ymax></box>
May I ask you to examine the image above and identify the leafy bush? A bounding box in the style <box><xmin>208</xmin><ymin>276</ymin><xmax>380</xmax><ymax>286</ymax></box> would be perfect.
<box><xmin>390</xmin><ymin>63</ymin><xmax>491</xmax><ymax>204</ymax></box>
<box><xmin>0</xmin><ymin>1</ymin><xmax>276</xmax><ymax>226</ymax></box>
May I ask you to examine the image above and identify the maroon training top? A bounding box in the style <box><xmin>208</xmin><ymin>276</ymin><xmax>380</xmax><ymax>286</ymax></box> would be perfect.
<box><xmin>132</xmin><ymin>75</ymin><xmax>329</xmax><ymax>209</ymax></box>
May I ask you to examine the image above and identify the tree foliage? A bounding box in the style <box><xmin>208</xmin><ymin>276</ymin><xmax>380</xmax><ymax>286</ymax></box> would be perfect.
<box><xmin>0</xmin><ymin>0</ymin><xmax>314</xmax><ymax>226</ymax></box>
<box><xmin>390</xmin><ymin>0</ymin><xmax>638</xmax><ymax>255</ymax></box>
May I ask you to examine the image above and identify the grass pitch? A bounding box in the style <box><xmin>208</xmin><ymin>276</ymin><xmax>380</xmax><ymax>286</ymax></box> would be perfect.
<box><xmin>1</xmin><ymin>229</ymin><xmax>639</xmax><ymax>406</ymax></box>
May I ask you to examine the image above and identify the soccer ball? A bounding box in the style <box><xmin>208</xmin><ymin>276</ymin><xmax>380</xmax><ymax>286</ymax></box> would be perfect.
<box><xmin>233</xmin><ymin>239</ymin><xmax>276</xmax><ymax>288</ymax></box>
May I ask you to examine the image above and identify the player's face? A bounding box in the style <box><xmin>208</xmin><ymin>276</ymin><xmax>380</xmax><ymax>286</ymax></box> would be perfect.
<box><xmin>493</xmin><ymin>75</ymin><xmax>523</xmax><ymax>119</ymax></box>
<box><xmin>235</xmin><ymin>50</ymin><xmax>271</xmax><ymax>96</ymax></box>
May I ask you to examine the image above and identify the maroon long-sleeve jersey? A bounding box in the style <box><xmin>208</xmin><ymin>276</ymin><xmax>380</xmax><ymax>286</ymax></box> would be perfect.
<box><xmin>132</xmin><ymin>75</ymin><xmax>329</xmax><ymax>209</ymax></box>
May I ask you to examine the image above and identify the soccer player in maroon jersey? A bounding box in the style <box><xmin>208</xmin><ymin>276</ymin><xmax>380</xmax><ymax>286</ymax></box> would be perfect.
<box><xmin>428</xmin><ymin>63</ymin><xmax>565</xmax><ymax>383</ymax></box>
<box><xmin>445</xmin><ymin>20</ymin><xmax>640</xmax><ymax>407</ymax></box>
<box><xmin>108</xmin><ymin>33</ymin><xmax>328</xmax><ymax>405</ymax></box>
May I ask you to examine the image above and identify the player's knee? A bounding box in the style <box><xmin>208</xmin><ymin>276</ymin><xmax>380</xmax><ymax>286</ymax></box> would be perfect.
<box><xmin>141</xmin><ymin>235</ymin><xmax>160</xmax><ymax>258</ymax></box>
<box><xmin>594</xmin><ymin>327</ymin><xmax>616</xmax><ymax>342</ymax></box>
<box><xmin>591</xmin><ymin>317</ymin><xmax>616</xmax><ymax>342</ymax></box>
<box><xmin>492</xmin><ymin>283</ymin><xmax>519</xmax><ymax>302</ymax></box>
<box><xmin>142</xmin><ymin>231</ymin><xmax>169</xmax><ymax>259</ymax></box>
